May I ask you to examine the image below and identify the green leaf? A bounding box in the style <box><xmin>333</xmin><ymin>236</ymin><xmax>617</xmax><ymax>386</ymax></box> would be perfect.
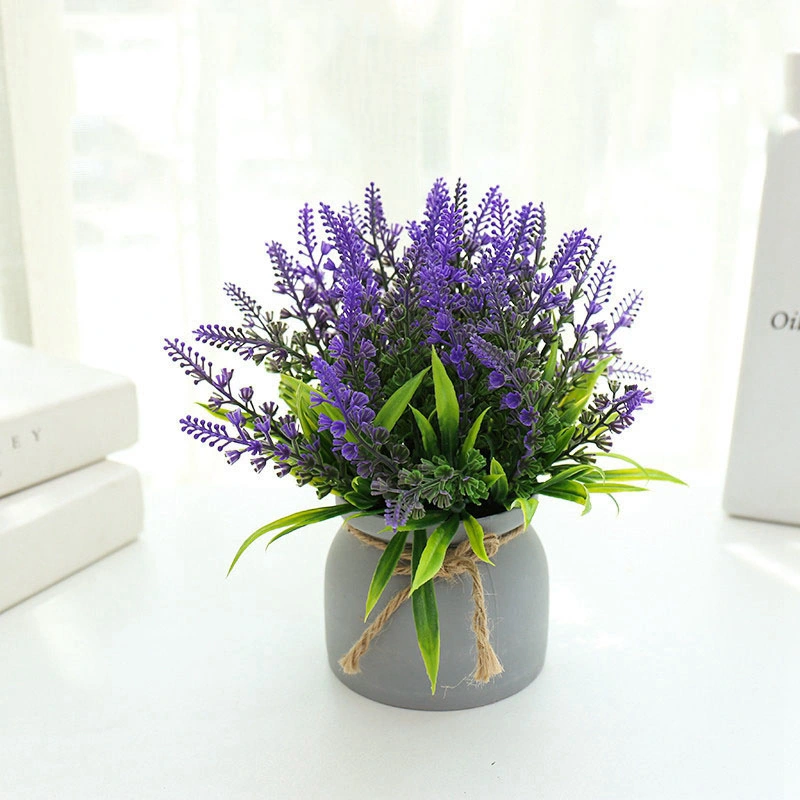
<box><xmin>364</xmin><ymin>529</ymin><xmax>409</xmax><ymax>620</ymax></box>
<box><xmin>269</xmin><ymin>508</ymin><xmax>377</xmax><ymax>549</ymax></box>
<box><xmin>343</xmin><ymin>491</ymin><xmax>378</xmax><ymax>510</ymax></box>
<box><xmin>292</xmin><ymin>381</ymin><xmax>318</xmax><ymax>437</ymax></box>
<box><xmin>431</xmin><ymin>347</ymin><xmax>460</xmax><ymax>457</ymax></box>
<box><xmin>463</xmin><ymin>514</ymin><xmax>493</xmax><ymax>564</ymax></box>
<box><xmin>261</xmin><ymin>519</ymin><xmax>321</xmax><ymax>550</ymax></box>
<box><xmin>410</xmin><ymin>405</ymin><xmax>439</xmax><ymax>456</ymax></box>
<box><xmin>410</xmin><ymin>515</ymin><xmax>460</xmax><ymax>591</ymax></box>
<box><xmin>586</xmin><ymin>482</ymin><xmax>647</xmax><ymax>494</ymax></box>
<box><xmin>543</xmin><ymin>340</ymin><xmax>559</xmax><ymax>384</ymax></box>
<box><xmin>227</xmin><ymin>504</ymin><xmax>354</xmax><ymax>575</ymax></box>
<box><xmin>460</xmin><ymin>407</ymin><xmax>489</xmax><ymax>460</ymax></box>
<box><xmin>196</xmin><ymin>401</ymin><xmax>239</xmax><ymax>425</ymax></box>
<box><xmin>352</xmin><ymin>475</ymin><xmax>372</xmax><ymax>494</ymax></box>
<box><xmin>489</xmin><ymin>458</ymin><xmax>509</xmax><ymax>503</ymax></box>
<box><xmin>536</xmin><ymin>464</ymin><xmax>604</xmax><ymax>493</ymax></box>
<box><xmin>374</xmin><ymin>366</ymin><xmax>430</xmax><ymax>432</ymax></box>
<box><xmin>539</xmin><ymin>480</ymin><xmax>593</xmax><ymax>515</ymax></box>
<box><xmin>411</xmin><ymin>529</ymin><xmax>440</xmax><ymax>694</ymax></box>
<box><xmin>600</xmin><ymin>467</ymin><xmax>686</xmax><ymax>485</ymax></box>
<box><xmin>278</xmin><ymin>373</ymin><xmax>301</xmax><ymax>408</ymax></box>
<box><xmin>279</xmin><ymin>374</ymin><xmax>353</xmax><ymax>440</ymax></box>
<box><xmin>539</xmin><ymin>486</ymin><xmax>585</xmax><ymax>505</ymax></box>
<box><xmin>511</xmin><ymin>496</ymin><xmax>539</xmax><ymax>529</ymax></box>
<box><xmin>279</xmin><ymin>374</ymin><xmax>311</xmax><ymax>418</ymax></box>
<box><xmin>586</xmin><ymin>452</ymin><xmax>686</xmax><ymax>486</ymax></box>
<box><xmin>589</xmin><ymin>451</ymin><xmax>646</xmax><ymax>469</ymax></box>
<box><xmin>550</xmin><ymin>426</ymin><xmax>575</xmax><ymax>459</ymax></box>
<box><xmin>559</xmin><ymin>356</ymin><xmax>613</xmax><ymax>425</ymax></box>
<box><xmin>344</xmin><ymin>476</ymin><xmax>374</xmax><ymax>509</ymax></box>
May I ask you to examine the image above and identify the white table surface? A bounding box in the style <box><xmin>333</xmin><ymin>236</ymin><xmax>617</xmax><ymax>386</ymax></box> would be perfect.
<box><xmin>1</xmin><ymin>472</ymin><xmax>798</xmax><ymax>799</ymax></box>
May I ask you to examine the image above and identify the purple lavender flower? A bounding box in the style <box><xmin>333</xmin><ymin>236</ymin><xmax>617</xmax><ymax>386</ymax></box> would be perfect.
<box><xmin>607</xmin><ymin>386</ymin><xmax>653</xmax><ymax>433</ymax></box>
<box><xmin>488</xmin><ymin>371</ymin><xmax>505</xmax><ymax>390</ymax></box>
<box><xmin>167</xmin><ymin>177</ymin><xmax>655</xmax><ymax>523</ymax></box>
<box><xmin>501</xmin><ymin>391</ymin><xmax>522</xmax><ymax>410</ymax></box>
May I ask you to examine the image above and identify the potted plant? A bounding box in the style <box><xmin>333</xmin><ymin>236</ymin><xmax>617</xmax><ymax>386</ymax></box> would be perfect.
<box><xmin>164</xmin><ymin>179</ymin><xmax>681</xmax><ymax>710</ymax></box>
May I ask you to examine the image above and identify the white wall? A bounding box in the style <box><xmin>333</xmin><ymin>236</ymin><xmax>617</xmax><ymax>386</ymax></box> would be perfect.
<box><xmin>55</xmin><ymin>0</ymin><xmax>800</xmax><ymax>483</ymax></box>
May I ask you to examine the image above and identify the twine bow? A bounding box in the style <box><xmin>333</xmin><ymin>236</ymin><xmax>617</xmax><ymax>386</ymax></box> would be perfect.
<box><xmin>339</xmin><ymin>523</ymin><xmax>525</xmax><ymax>683</ymax></box>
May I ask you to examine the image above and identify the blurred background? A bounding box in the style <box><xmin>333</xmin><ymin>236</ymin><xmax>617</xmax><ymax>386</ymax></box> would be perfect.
<box><xmin>2</xmin><ymin>0</ymin><xmax>798</xmax><ymax>489</ymax></box>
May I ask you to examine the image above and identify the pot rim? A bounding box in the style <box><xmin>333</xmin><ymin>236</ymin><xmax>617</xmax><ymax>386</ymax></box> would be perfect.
<box><xmin>342</xmin><ymin>506</ymin><xmax>526</xmax><ymax>543</ymax></box>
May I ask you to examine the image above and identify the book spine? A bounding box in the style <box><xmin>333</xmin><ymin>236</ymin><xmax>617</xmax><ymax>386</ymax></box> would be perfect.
<box><xmin>0</xmin><ymin>380</ymin><xmax>138</xmax><ymax>498</ymax></box>
<box><xmin>0</xmin><ymin>461</ymin><xmax>143</xmax><ymax>613</ymax></box>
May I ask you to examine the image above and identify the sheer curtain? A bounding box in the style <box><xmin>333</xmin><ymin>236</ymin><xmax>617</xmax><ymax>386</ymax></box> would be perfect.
<box><xmin>9</xmin><ymin>0</ymin><xmax>799</xmax><ymax>482</ymax></box>
<box><xmin>0</xmin><ymin>0</ymin><xmax>77</xmax><ymax>356</ymax></box>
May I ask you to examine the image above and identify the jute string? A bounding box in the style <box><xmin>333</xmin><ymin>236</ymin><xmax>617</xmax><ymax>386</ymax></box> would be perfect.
<box><xmin>339</xmin><ymin>522</ymin><xmax>525</xmax><ymax>683</ymax></box>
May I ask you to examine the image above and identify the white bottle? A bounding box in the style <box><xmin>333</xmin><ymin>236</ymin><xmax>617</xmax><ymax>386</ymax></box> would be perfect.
<box><xmin>724</xmin><ymin>53</ymin><xmax>800</xmax><ymax>525</ymax></box>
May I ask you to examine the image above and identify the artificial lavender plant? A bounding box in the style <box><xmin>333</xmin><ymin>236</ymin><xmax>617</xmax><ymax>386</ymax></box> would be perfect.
<box><xmin>165</xmin><ymin>179</ymin><xmax>680</xmax><ymax>690</ymax></box>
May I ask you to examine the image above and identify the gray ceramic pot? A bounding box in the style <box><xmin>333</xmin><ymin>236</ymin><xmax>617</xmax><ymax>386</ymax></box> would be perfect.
<box><xmin>324</xmin><ymin>508</ymin><xmax>548</xmax><ymax>711</ymax></box>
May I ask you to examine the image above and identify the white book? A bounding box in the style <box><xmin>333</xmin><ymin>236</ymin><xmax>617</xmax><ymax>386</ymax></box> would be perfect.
<box><xmin>0</xmin><ymin>339</ymin><xmax>138</xmax><ymax>498</ymax></box>
<box><xmin>0</xmin><ymin>460</ymin><xmax>143</xmax><ymax>613</ymax></box>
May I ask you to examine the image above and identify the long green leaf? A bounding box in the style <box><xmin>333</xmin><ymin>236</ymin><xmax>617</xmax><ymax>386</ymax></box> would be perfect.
<box><xmin>586</xmin><ymin>451</ymin><xmax>647</xmax><ymax>472</ymax></box>
<box><xmin>283</xmin><ymin>373</ymin><xmax>364</xmax><ymax>441</ymax></box>
<box><xmin>511</xmin><ymin>496</ymin><xmax>539</xmax><ymax>529</ymax></box>
<box><xmin>269</xmin><ymin>507</ymin><xmax>377</xmax><ymax>549</ymax></box>
<box><xmin>539</xmin><ymin>486</ymin><xmax>585</xmax><ymax>505</ymax></box>
<box><xmin>374</xmin><ymin>367</ymin><xmax>430</xmax><ymax>432</ymax></box>
<box><xmin>227</xmin><ymin>504</ymin><xmax>354</xmax><ymax>575</ymax></box>
<box><xmin>551</xmin><ymin>426</ymin><xmax>575</xmax><ymax>458</ymax></box>
<box><xmin>410</xmin><ymin>405</ymin><xmax>439</xmax><ymax>456</ymax></box>
<box><xmin>537</xmin><ymin>464</ymin><xmax>604</xmax><ymax>492</ymax></box>
<box><xmin>539</xmin><ymin>480</ymin><xmax>592</xmax><ymax>515</ymax></box>
<box><xmin>587</xmin><ymin>452</ymin><xmax>686</xmax><ymax>485</ymax></box>
<box><xmin>344</xmin><ymin>476</ymin><xmax>374</xmax><ymax>507</ymax></box>
<box><xmin>279</xmin><ymin>374</ymin><xmax>314</xmax><ymax>430</ymax></box>
<box><xmin>410</xmin><ymin>515</ymin><xmax>460</xmax><ymax>591</ymax></box>
<box><xmin>262</xmin><ymin>519</ymin><xmax>321</xmax><ymax>550</ymax></box>
<box><xmin>460</xmin><ymin>407</ymin><xmax>489</xmax><ymax>459</ymax></box>
<box><xmin>489</xmin><ymin>458</ymin><xmax>509</xmax><ymax>503</ymax></box>
<box><xmin>278</xmin><ymin>373</ymin><xmax>301</xmax><ymax>408</ymax></box>
<box><xmin>581</xmin><ymin>485</ymin><xmax>593</xmax><ymax>515</ymax></box>
<box><xmin>294</xmin><ymin>383</ymin><xmax>318</xmax><ymax>437</ymax></box>
<box><xmin>342</xmin><ymin>509</ymin><xmax>381</xmax><ymax>524</ymax></box>
<box><xmin>343</xmin><ymin>490</ymin><xmax>378</xmax><ymax>510</ymax></box>
<box><xmin>601</xmin><ymin>467</ymin><xmax>687</xmax><ymax>485</ymax></box>
<box><xmin>412</xmin><ymin>529</ymin><xmax>440</xmax><ymax>694</ymax></box>
<box><xmin>559</xmin><ymin>356</ymin><xmax>613</xmax><ymax>425</ymax></box>
<box><xmin>279</xmin><ymin>375</ymin><xmax>335</xmax><ymax>420</ymax></box>
<box><xmin>542</xmin><ymin>340</ymin><xmax>559</xmax><ymax>384</ymax></box>
<box><xmin>279</xmin><ymin>373</ymin><xmax>306</xmax><ymax>408</ymax></box>
<box><xmin>196</xmin><ymin>401</ymin><xmax>243</xmax><ymax>425</ymax></box>
<box><xmin>463</xmin><ymin>514</ymin><xmax>493</xmax><ymax>564</ymax></box>
<box><xmin>431</xmin><ymin>347</ymin><xmax>460</xmax><ymax>457</ymax></box>
<box><xmin>364</xmin><ymin>529</ymin><xmax>409</xmax><ymax>620</ymax></box>
<box><xmin>586</xmin><ymin>482</ymin><xmax>648</xmax><ymax>493</ymax></box>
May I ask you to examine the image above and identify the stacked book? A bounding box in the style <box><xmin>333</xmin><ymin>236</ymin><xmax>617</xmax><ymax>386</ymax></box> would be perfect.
<box><xmin>0</xmin><ymin>339</ymin><xmax>142</xmax><ymax>612</ymax></box>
